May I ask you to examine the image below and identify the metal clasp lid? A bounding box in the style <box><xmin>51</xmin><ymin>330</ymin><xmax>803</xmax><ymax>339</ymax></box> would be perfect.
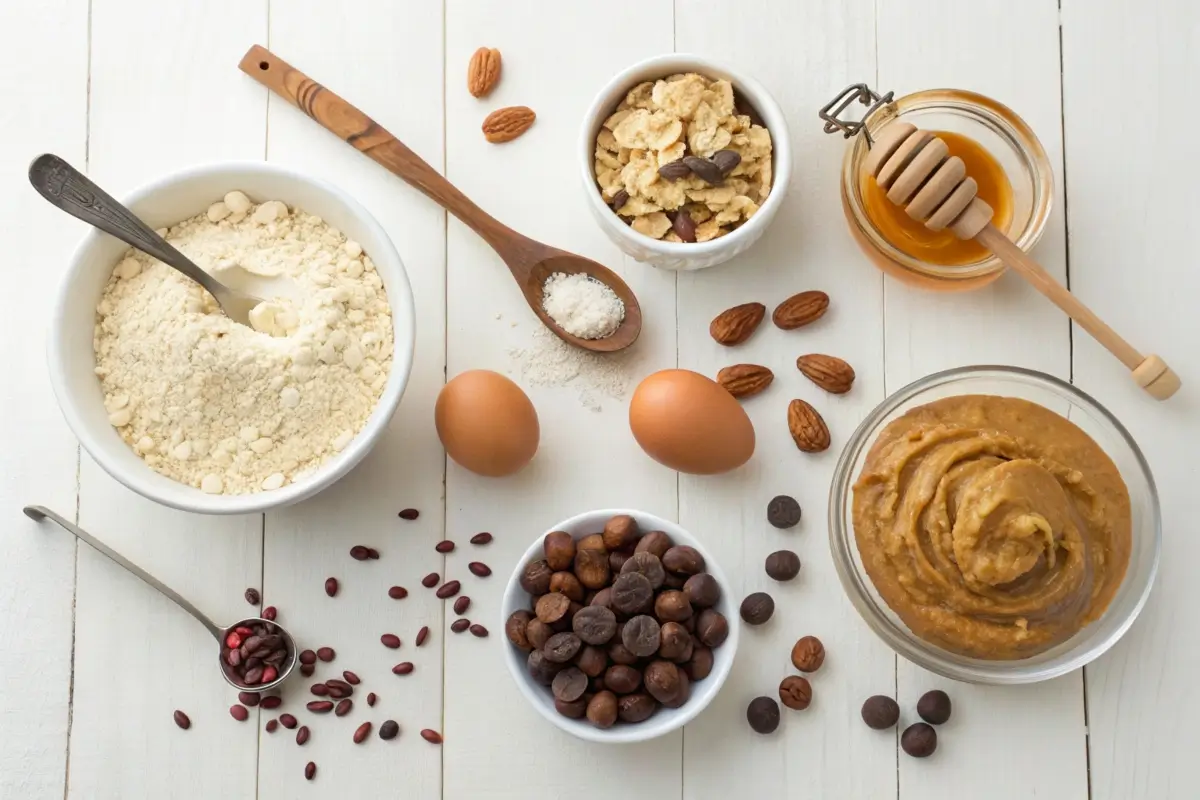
<box><xmin>819</xmin><ymin>83</ymin><xmax>894</xmax><ymax>147</ymax></box>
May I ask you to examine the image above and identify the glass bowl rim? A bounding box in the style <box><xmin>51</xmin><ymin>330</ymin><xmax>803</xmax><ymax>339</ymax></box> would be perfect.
<box><xmin>827</xmin><ymin>364</ymin><xmax>1161</xmax><ymax>684</ymax></box>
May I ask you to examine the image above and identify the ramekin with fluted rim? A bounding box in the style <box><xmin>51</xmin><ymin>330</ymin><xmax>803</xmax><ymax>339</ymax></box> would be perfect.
<box><xmin>47</xmin><ymin>162</ymin><xmax>415</xmax><ymax>515</ymax></box>
<box><xmin>579</xmin><ymin>54</ymin><xmax>791</xmax><ymax>271</ymax></box>
<box><xmin>501</xmin><ymin>509</ymin><xmax>739</xmax><ymax>743</ymax></box>
<box><xmin>828</xmin><ymin>366</ymin><xmax>1160</xmax><ymax>684</ymax></box>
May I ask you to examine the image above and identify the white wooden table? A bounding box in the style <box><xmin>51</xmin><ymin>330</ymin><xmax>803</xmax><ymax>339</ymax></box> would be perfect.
<box><xmin>3</xmin><ymin>1</ymin><xmax>1195</xmax><ymax>797</ymax></box>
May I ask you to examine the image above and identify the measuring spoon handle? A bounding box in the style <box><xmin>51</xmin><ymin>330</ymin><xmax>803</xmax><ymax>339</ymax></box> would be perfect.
<box><xmin>23</xmin><ymin>505</ymin><xmax>225</xmax><ymax>641</ymax></box>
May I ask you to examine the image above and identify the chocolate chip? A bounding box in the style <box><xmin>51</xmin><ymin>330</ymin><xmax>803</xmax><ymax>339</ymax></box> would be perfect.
<box><xmin>610</xmin><ymin>189</ymin><xmax>630</xmax><ymax>212</ymax></box>
<box><xmin>711</xmin><ymin>149</ymin><xmax>742</xmax><ymax>176</ymax></box>
<box><xmin>682</xmin><ymin>155</ymin><xmax>724</xmax><ymax>185</ymax></box>
<box><xmin>658</xmin><ymin>159</ymin><xmax>692</xmax><ymax>181</ymax></box>
<box><xmin>917</xmin><ymin>690</ymin><xmax>952</xmax><ymax>725</ymax></box>
<box><xmin>740</xmin><ymin>592</ymin><xmax>775</xmax><ymax>625</ymax></box>
<box><xmin>671</xmin><ymin>210</ymin><xmax>697</xmax><ymax>243</ymax></box>
<box><xmin>861</xmin><ymin>695</ymin><xmax>900</xmax><ymax>730</ymax></box>
<box><xmin>379</xmin><ymin>720</ymin><xmax>400</xmax><ymax>740</ymax></box>
<box><xmin>778</xmin><ymin>675</ymin><xmax>812</xmax><ymax>710</ymax></box>
<box><xmin>746</xmin><ymin>696</ymin><xmax>780</xmax><ymax>734</ymax></box>
<box><xmin>902</xmin><ymin>722</ymin><xmax>938</xmax><ymax>757</ymax></box>
<box><xmin>767</xmin><ymin>495</ymin><xmax>802</xmax><ymax>528</ymax></box>
<box><xmin>765</xmin><ymin>550</ymin><xmax>801</xmax><ymax>581</ymax></box>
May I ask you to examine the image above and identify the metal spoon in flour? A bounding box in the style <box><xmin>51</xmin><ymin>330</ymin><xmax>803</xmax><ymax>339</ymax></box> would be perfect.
<box><xmin>24</xmin><ymin>505</ymin><xmax>298</xmax><ymax>693</ymax></box>
<box><xmin>28</xmin><ymin>154</ymin><xmax>264</xmax><ymax>326</ymax></box>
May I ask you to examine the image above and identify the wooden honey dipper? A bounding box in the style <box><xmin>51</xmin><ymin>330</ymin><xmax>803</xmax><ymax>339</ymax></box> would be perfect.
<box><xmin>865</xmin><ymin>121</ymin><xmax>1180</xmax><ymax>400</ymax></box>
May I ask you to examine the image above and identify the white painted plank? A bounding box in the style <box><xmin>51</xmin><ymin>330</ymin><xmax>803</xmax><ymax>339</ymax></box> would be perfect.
<box><xmin>877</xmin><ymin>2</ymin><xmax>1088</xmax><ymax>798</ymax></box>
<box><xmin>0</xmin><ymin>1</ymin><xmax>88</xmax><ymax>797</ymax></box>
<box><xmin>258</xmin><ymin>1</ymin><xmax>446</xmax><ymax>795</ymax></box>
<box><xmin>674</xmin><ymin>2</ymin><xmax>897</xmax><ymax>798</ymax></box>
<box><xmin>69</xmin><ymin>3</ymin><xmax>267</xmax><ymax>798</ymax></box>
<box><xmin>443</xmin><ymin>1</ymin><xmax>682</xmax><ymax>797</ymax></box>
<box><xmin>1061</xmin><ymin>2</ymin><xmax>1198</xmax><ymax>798</ymax></box>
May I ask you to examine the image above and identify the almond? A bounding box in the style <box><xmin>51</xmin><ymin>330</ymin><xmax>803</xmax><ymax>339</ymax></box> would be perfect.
<box><xmin>796</xmin><ymin>354</ymin><xmax>855</xmax><ymax>394</ymax></box>
<box><xmin>482</xmin><ymin>106</ymin><xmax>536</xmax><ymax>143</ymax></box>
<box><xmin>709</xmin><ymin>302</ymin><xmax>766</xmax><ymax>346</ymax></box>
<box><xmin>773</xmin><ymin>291</ymin><xmax>829</xmax><ymax>330</ymax></box>
<box><xmin>717</xmin><ymin>364</ymin><xmax>774</xmax><ymax>399</ymax></box>
<box><xmin>467</xmin><ymin>47</ymin><xmax>502</xmax><ymax>98</ymax></box>
<box><xmin>787</xmin><ymin>399</ymin><xmax>830</xmax><ymax>453</ymax></box>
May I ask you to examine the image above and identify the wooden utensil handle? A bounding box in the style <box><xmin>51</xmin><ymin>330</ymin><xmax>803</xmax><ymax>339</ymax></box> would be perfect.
<box><xmin>239</xmin><ymin>45</ymin><xmax>514</xmax><ymax>250</ymax></box>
<box><xmin>976</xmin><ymin>224</ymin><xmax>1180</xmax><ymax>399</ymax></box>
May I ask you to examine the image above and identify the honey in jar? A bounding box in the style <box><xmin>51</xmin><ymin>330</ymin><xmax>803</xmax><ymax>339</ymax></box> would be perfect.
<box><xmin>860</xmin><ymin>130</ymin><xmax>1013</xmax><ymax>266</ymax></box>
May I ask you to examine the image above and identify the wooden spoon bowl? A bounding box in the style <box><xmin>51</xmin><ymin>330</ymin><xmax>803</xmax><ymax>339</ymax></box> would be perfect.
<box><xmin>239</xmin><ymin>45</ymin><xmax>641</xmax><ymax>353</ymax></box>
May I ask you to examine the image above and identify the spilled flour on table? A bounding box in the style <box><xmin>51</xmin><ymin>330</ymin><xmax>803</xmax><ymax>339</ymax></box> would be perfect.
<box><xmin>507</xmin><ymin>326</ymin><xmax>630</xmax><ymax>412</ymax></box>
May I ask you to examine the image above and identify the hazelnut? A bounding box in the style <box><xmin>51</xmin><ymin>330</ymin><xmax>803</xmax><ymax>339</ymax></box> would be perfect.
<box><xmin>504</xmin><ymin>610</ymin><xmax>533</xmax><ymax>650</ymax></box>
<box><xmin>549</xmin><ymin>571</ymin><xmax>585</xmax><ymax>602</ymax></box>
<box><xmin>574</xmin><ymin>547</ymin><xmax>611</xmax><ymax>590</ymax></box>
<box><xmin>608</xmin><ymin>549</ymin><xmax>631</xmax><ymax>572</ymax></box>
<box><xmin>590</xmin><ymin>587</ymin><xmax>614</xmax><ymax>609</ymax></box>
<box><xmin>602</xmin><ymin>514</ymin><xmax>639</xmax><ymax>551</ymax></box>
<box><xmin>520</xmin><ymin>559</ymin><xmax>553</xmax><ymax>595</ymax></box>
<box><xmin>643</xmin><ymin>660</ymin><xmax>681</xmax><ymax>705</ymax></box>
<box><xmin>543</xmin><ymin>531</ymin><xmax>576</xmax><ymax>571</ymax></box>
<box><xmin>576</xmin><ymin>645</ymin><xmax>608</xmax><ymax>677</ymax></box>
<box><xmin>662</xmin><ymin>545</ymin><xmax>705</xmax><ymax>576</ymax></box>
<box><xmin>657</xmin><ymin>621</ymin><xmax>693</xmax><ymax>662</ymax></box>
<box><xmin>662</xmin><ymin>571</ymin><xmax>687</xmax><ymax>589</ymax></box>
<box><xmin>695</xmin><ymin>608</ymin><xmax>729</xmax><ymax>648</ymax></box>
<box><xmin>683</xmin><ymin>646</ymin><xmax>713</xmax><ymax>681</ymax></box>
<box><xmin>663</xmin><ymin>669</ymin><xmax>690</xmax><ymax>708</ymax></box>
<box><xmin>603</xmin><ymin>664</ymin><xmax>642</xmax><ymax>694</ymax></box>
<box><xmin>535</xmin><ymin>592</ymin><xmax>571</xmax><ymax>625</ymax></box>
<box><xmin>654</xmin><ymin>590</ymin><xmax>693</xmax><ymax>623</ymax></box>
<box><xmin>683</xmin><ymin>573</ymin><xmax>721</xmax><ymax>608</ymax></box>
<box><xmin>634</xmin><ymin>530</ymin><xmax>673</xmax><ymax>559</ymax></box>
<box><xmin>525</xmin><ymin>618</ymin><xmax>553</xmax><ymax>650</ymax></box>
<box><xmin>586</xmin><ymin>691</ymin><xmax>619</xmax><ymax>729</ymax></box>
<box><xmin>577</xmin><ymin>533</ymin><xmax>607</xmax><ymax>552</ymax></box>
<box><xmin>617</xmin><ymin>693</ymin><xmax>658</xmax><ymax>723</ymax></box>
<box><xmin>790</xmin><ymin>635</ymin><xmax>825</xmax><ymax>672</ymax></box>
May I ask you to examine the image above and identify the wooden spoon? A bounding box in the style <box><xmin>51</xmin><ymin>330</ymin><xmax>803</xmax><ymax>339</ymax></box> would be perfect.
<box><xmin>239</xmin><ymin>45</ymin><xmax>641</xmax><ymax>353</ymax></box>
<box><xmin>864</xmin><ymin>121</ymin><xmax>1179</xmax><ymax>400</ymax></box>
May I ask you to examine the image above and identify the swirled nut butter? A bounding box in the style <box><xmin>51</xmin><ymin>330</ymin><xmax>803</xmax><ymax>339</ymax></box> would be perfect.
<box><xmin>852</xmin><ymin>395</ymin><xmax>1131</xmax><ymax>659</ymax></box>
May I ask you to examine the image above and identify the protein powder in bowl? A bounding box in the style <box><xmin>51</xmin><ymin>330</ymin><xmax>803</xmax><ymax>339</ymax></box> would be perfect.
<box><xmin>48</xmin><ymin>162</ymin><xmax>415</xmax><ymax>515</ymax></box>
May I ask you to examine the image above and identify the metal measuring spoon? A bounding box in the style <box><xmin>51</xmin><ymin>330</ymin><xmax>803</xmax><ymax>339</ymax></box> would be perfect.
<box><xmin>27</xmin><ymin>154</ymin><xmax>265</xmax><ymax>327</ymax></box>
<box><xmin>24</xmin><ymin>505</ymin><xmax>296</xmax><ymax>693</ymax></box>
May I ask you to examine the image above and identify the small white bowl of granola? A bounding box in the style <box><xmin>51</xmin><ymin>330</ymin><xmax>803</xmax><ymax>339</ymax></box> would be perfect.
<box><xmin>580</xmin><ymin>54</ymin><xmax>791</xmax><ymax>271</ymax></box>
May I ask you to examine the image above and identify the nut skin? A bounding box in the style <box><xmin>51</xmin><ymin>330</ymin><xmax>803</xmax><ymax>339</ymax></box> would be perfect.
<box><xmin>634</xmin><ymin>530</ymin><xmax>674</xmax><ymax>558</ymax></box>
<box><xmin>549</xmin><ymin>571</ymin><xmax>585</xmax><ymax>602</ymax></box>
<box><xmin>602</xmin><ymin>515</ymin><xmax>639</xmax><ymax>550</ymax></box>
<box><xmin>521</xmin><ymin>559</ymin><xmax>553</xmax><ymax>595</ymax></box>
<box><xmin>790</xmin><ymin>636</ymin><xmax>825</xmax><ymax>672</ymax></box>
<box><xmin>505</xmin><ymin>610</ymin><xmax>533</xmax><ymax>650</ymax></box>
<box><xmin>543</xmin><ymin>532</ymin><xmax>576</xmax><ymax>571</ymax></box>
<box><xmin>710</xmin><ymin>302</ymin><xmax>767</xmax><ymax>346</ymax></box>
<box><xmin>778</xmin><ymin>675</ymin><xmax>812</xmax><ymax>710</ymax></box>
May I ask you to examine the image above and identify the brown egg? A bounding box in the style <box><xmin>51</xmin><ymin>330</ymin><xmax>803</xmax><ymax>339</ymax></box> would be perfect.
<box><xmin>629</xmin><ymin>369</ymin><xmax>754</xmax><ymax>474</ymax></box>
<box><xmin>435</xmin><ymin>370</ymin><xmax>539</xmax><ymax>477</ymax></box>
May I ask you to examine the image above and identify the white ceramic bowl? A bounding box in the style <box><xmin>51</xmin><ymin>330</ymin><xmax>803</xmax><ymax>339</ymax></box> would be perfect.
<box><xmin>48</xmin><ymin>162</ymin><xmax>415</xmax><ymax>515</ymax></box>
<box><xmin>500</xmin><ymin>509</ymin><xmax>739</xmax><ymax>744</ymax></box>
<box><xmin>579</xmin><ymin>53</ymin><xmax>792</xmax><ymax>271</ymax></box>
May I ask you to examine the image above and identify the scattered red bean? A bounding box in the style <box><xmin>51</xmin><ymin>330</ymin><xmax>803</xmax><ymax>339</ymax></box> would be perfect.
<box><xmin>300</xmin><ymin>664</ymin><xmax>315</xmax><ymax>677</ymax></box>
<box><xmin>342</xmin><ymin>670</ymin><xmax>360</xmax><ymax>685</ymax></box>
<box><xmin>244</xmin><ymin>588</ymin><xmax>260</xmax><ymax>605</ymax></box>
<box><xmin>350</xmin><ymin>545</ymin><xmax>370</xmax><ymax>561</ymax></box>
<box><xmin>324</xmin><ymin>578</ymin><xmax>339</xmax><ymax>597</ymax></box>
<box><xmin>353</xmin><ymin>722</ymin><xmax>373</xmax><ymax>744</ymax></box>
<box><xmin>229</xmin><ymin>704</ymin><xmax>249</xmax><ymax>722</ymax></box>
<box><xmin>238</xmin><ymin>691</ymin><xmax>260</xmax><ymax>707</ymax></box>
<box><xmin>421</xmin><ymin>572</ymin><xmax>439</xmax><ymax>588</ymax></box>
<box><xmin>421</xmin><ymin>729</ymin><xmax>443</xmax><ymax>744</ymax></box>
<box><xmin>469</xmin><ymin>624</ymin><xmax>489</xmax><ymax>638</ymax></box>
<box><xmin>325</xmin><ymin>679</ymin><xmax>353</xmax><ymax>698</ymax></box>
<box><xmin>304</xmin><ymin>761</ymin><xmax>316</xmax><ymax>780</ymax></box>
<box><xmin>307</xmin><ymin>701</ymin><xmax>334</xmax><ymax>713</ymax></box>
<box><xmin>468</xmin><ymin>562</ymin><xmax>492</xmax><ymax>577</ymax></box>
<box><xmin>261</xmin><ymin>606</ymin><xmax>277</xmax><ymax>621</ymax></box>
<box><xmin>296</xmin><ymin>726</ymin><xmax>310</xmax><ymax>745</ymax></box>
<box><xmin>416</xmin><ymin>626</ymin><xmax>430</xmax><ymax>647</ymax></box>
<box><xmin>388</xmin><ymin>585</ymin><xmax>408</xmax><ymax>599</ymax></box>
<box><xmin>260</xmin><ymin>695</ymin><xmax>282</xmax><ymax>710</ymax></box>
<box><xmin>367</xmin><ymin>548</ymin><xmax>380</xmax><ymax>559</ymax></box>
<box><xmin>398</xmin><ymin>508</ymin><xmax>420</xmax><ymax>520</ymax></box>
<box><xmin>435</xmin><ymin>540</ymin><xmax>456</xmax><ymax>553</ymax></box>
<box><xmin>265</xmin><ymin>719</ymin><xmax>278</xmax><ymax>733</ymax></box>
<box><xmin>451</xmin><ymin>618</ymin><xmax>471</xmax><ymax>633</ymax></box>
<box><xmin>470</xmin><ymin>532</ymin><xmax>493</xmax><ymax>545</ymax></box>
<box><xmin>381</xmin><ymin>633</ymin><xmax>401</xmax><ymax>648</ymax></box>
<box><xmin>173</xmin><ymin>710</ymin><xmax>190</xmax><ymax>730</ymax></box>
<box><xmin>436</xmin><ymin>580</ymin><xmax>461</xmax><ymax>599</ymax></box>
<box><xmin>280</xmin><ymin>713</ymin><xmax>298</xmax><ymax>729</ymax></box>
<box><xmin>311</xmin><ymin>683</ymin><xmax>329</xmax><ymax>697</ymax></box>
<box><xmin>367</xmin><ymin>692</ymin><xmax>378</xmax><ymax>707</ymax></box>
<box><xmin>335</xmin><ymin>699</ymin><xmax>353</xmax><ymax>717</ymax></box>
<box><xmin>317</xmin><ymin>647</ymin><xmax>336</xmax><ymax>662</ymax></box>
<box><xmin>453</xmin><ymin>596</ymin><xmax>471</xmax><ymax>615</ymax></box>
<box><xmin>299</xmin><ymin>649</ymin><xmax>317</xmax><ymax>665</ymax></box>
<box><xmin>392</xmin><ymin>662</ymin><xmax>414</xmax><ymax>675</ymax></box>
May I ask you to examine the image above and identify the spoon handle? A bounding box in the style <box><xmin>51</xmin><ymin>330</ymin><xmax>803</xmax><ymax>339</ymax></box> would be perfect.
<box><xmin>23</xmin><ymin>505</ymin><xmax>225</xmax><ymax>642</ymax></box>
<box><xmin>238</xmin><ymin>45</ymin><xmax>522</xmax><ymax>258</ymax></box>
<box><xmin>27</xmin><ymin>154</ymin><xmax>226</xmax><ymax>301</ymax></box>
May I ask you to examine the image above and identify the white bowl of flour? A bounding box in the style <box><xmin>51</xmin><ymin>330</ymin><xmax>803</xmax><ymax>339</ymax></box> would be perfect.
<box><xmin>48</xmin><ymin>162</ymin><xmax>415</xmax><ymax>514</ymax></box>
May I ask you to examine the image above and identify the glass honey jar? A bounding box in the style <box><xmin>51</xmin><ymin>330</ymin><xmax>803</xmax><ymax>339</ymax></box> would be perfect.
<box><xmin>832</xmin><ymin>87</ymin><xmax>1054</xmax><ymax>291</ymax></box>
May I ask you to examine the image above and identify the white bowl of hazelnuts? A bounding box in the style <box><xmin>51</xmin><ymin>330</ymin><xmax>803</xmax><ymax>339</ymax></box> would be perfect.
<box><xmin>500</xmin><ymin>509</ymin><xmax>739</xmax><ymax>743</ymax></box>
